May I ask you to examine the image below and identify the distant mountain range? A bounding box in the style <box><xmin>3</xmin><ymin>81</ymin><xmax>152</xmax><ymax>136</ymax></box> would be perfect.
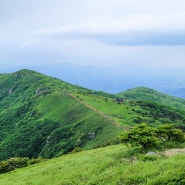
<box><xmin>25</xmin><ymin>63</ymin><xmax>185</xmax><ymax>99</ymax></box>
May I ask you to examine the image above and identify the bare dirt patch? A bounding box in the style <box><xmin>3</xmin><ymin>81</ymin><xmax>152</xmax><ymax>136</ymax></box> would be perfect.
<box><xmin>163</xmin><ymin>148</ymin><xmax>185</xmax><ymax>156</ymax></box>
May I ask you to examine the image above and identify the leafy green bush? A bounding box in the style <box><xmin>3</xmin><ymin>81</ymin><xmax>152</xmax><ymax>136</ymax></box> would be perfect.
<box><xmin>119</xmin><ymin>123</ymin><xmax>185</xmax><ymax>149</ymax></box>
<box><xmin>119</xmin><ymin>123</ymin><xmax>159</xmax><ymax>149</ymax></box>
<box><xmin>157</xmin><ymin>124</ymin><xmax>185</xmax><ymax>142</ymax></box>
<box><xmin>0</xmin><ymin>157</ymin><xmax>44</xmax><ymax>174</ymax></box>
<box><xmin>0</xmin><ymin>157</ymin><xmax>29</xmax><ymax>173</ymax></box>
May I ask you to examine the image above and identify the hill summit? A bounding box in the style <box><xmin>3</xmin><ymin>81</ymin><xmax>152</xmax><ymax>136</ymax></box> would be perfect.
<box><xmin>0</xmin><ymin>69</ymin><xmax>121</xmax><ymax>160</ymax></box>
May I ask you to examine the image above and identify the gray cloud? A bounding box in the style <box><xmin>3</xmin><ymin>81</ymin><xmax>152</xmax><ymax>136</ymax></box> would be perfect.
<box><xmin>1</xmin><ymin>0</ymin><xmax>185</xmax><ymax>72</ymax></box>
<box><xmin>36</xmin><ymin>30</ymin><xmax>185</xmax><ymax>46</ymax></box>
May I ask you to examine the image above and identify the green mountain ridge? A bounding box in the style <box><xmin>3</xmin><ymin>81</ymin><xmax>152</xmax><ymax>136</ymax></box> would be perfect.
<box><xmin>117</xmin><ymin>86</ymin><xmax>185</xmax><ymax>110</ymax></box>
<box><xmin>0</xmin><ymin>69</ymin><xmax>185</xmax><ymax>161</ymax></box>
<box><xmin>0</xmin><ymin>69</ymin><xmax>121</xmax><ymax>160</ymax></box>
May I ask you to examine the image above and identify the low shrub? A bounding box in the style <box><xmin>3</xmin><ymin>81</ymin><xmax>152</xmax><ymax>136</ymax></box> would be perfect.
<box><xmin>0</xmin><ymin>157</ymin><xmax>44</xmax><ymax>174</ymax></box>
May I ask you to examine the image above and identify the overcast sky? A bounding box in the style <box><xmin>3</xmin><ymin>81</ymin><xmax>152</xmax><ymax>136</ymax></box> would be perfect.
<box><xmin>1</xmin><ymin>0</ymin><xmax>185</xmax><ymax>72</ymax></box>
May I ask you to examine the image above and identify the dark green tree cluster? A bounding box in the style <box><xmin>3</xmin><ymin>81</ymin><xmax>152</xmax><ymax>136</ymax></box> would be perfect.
<box><xmin>0</xmin><ymin>157</ymin><xmax>44</xmax><ymax>174</ymax></box>
<box><xmin>0</xmin><ymin>157</ymin><xmax>29</xmax><ymax>174</ymax></box>
<box><xmin>119</xmin><ymin>123</ymin><xmax>185</xmax><ymax>149</ymax></box>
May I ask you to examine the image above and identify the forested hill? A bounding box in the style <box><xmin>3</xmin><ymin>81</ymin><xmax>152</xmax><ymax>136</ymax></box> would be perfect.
<box><xmin>0</xmin><ymin>69</ymin><xmax>185</xmax><ymax>161</ymax></box>
<box><xmin>0</xmin><ymin>69</ymin><xmax>121</xmax><ymax>161</ymax></box>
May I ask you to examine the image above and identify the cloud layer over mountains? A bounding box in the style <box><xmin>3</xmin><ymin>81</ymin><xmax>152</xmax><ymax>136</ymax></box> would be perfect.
<box><xmin>1</xmin><ymin>0</ymin><xmax>185</xmax><ymax>72</ymax></box>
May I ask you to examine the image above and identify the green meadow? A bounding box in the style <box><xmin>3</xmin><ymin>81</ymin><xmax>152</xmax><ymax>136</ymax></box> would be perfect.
<box><xmin>0</xmin><ymin>144</ymin><xmax>185</xmax><ymax>185</ymax></box>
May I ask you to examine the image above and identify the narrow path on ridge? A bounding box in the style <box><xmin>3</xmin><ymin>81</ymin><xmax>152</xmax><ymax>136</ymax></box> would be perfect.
<box><xmin>66</xmin><ymin>93</ymin><xmax>128</xmax><ymax>130</ymax></box>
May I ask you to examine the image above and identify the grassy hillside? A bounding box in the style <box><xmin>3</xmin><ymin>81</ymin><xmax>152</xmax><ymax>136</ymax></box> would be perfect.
<box><xmin>0</xmin><ymin>69</ymin><xmax>121</xmax><ymax>160</ymax></box>
<box><xmin>1</xmin><ymin>69</ymin><xmax>185</xmax><ymax>161</ymax></box>
<box><xmin>0</xmin><ymin>144</ymin><xmax>185</xmax><ymax>185</ymax></box>
<box><xmin>74</xmin><ymin>91</ymin><xmax>185</xmax><ymax>127</ymax></box>
<box><xmin>117</xmin><ymin>86</ymin><xmax>185</xmax><ymax>110</ymax></box>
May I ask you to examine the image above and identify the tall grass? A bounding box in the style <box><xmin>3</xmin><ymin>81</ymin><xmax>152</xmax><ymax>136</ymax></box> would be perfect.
<box><xmin>0</xmin><ymin>144</ymin><xmax>185</xmax><ymax>185</ymax></box>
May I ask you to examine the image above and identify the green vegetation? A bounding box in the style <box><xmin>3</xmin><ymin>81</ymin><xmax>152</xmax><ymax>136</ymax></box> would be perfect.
<box><xmin>1</xmin><ymin>69</ymin><xmax>185</xmax><ymax>184</ymax></box>
<box><xmin>119</xmin><ymin>123</ymin><xmax>185</xmax><ymax>149</ymax></box>
<box><xmin>1</xmin><ymin>69</ymin><xmax>185</xmax><ymax>161</ymax></box>
<box><xmin>0</xmin><ymin>157</ymin><xmax>44</xmax><ymax>174</ymax></box>
<box><xmin>0</xmin><ymin>144</ymin><xmax>185</xmax><ymax>185</ymax></box>
<box><xmin>0</xmin><ymin>69</ymin><xmax>121</xmax><ymax>161</ymax></box>
<box><xmin>75</xmin><ymin>91</ymin><xmax>185</xmax><ymax>127</ymax></box>
<box><xmin>117</xmin><ymin>86</ymin><xmax>185</xmax><ymax>110</ymax></box>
